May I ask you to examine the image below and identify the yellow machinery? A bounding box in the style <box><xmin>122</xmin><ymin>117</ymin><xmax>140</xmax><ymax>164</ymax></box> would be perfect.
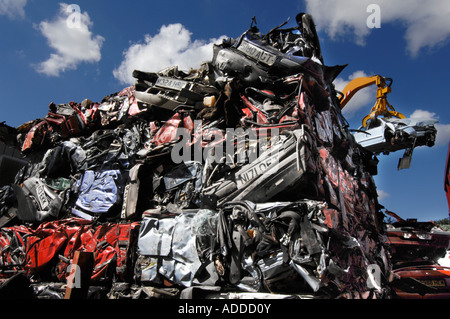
<box><xmin>338</xmin><ymin>75</ymin><xmax>406</xmax><ymax>128</ymax></box>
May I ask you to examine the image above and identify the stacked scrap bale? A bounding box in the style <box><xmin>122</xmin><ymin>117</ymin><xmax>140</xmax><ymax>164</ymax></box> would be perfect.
<box><xmin>0</xmin><ymin>13</ymin><xmax>392</xmax><ymax>299</ymax></box>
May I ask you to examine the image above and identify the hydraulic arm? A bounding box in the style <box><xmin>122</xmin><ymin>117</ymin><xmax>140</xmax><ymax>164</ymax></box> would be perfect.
<box><xmin>339</xmin><ymin>75</ymin><xmax>405</xmax><ymax>128</ymax></box>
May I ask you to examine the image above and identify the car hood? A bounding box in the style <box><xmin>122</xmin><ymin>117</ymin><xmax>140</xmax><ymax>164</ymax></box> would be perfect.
<box><xmin>385</xmin><ymin>117</ymin><xmax>438</xmax><ymax>129</ymax></box>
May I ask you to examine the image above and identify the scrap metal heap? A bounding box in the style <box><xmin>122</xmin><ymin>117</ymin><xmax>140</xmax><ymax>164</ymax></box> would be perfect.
<box><xmin>0</xmin><ymin>13</ymin><xmax>394</xmax><ymax>299</ymax></box>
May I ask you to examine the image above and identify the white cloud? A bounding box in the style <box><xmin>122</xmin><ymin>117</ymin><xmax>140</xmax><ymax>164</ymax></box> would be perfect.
<box><xmin>305</xmin><ymin>0</ymin><xmax>450</xmax><ymax>57</ymax></box>
<box><xmin>435</xmin><ymin>124</ymin><xmax>450</xmax><ymax>147</ymax></box>
<box><xmin>34</xmin><ymin>3</ymin><xmax>105</xmax><ymax>77</ymax></box>
<box><xmin>410</xmin><ymin>109</ymin><xmax>450</xmax><ymax>146</ymax></box>
<box><xmin>333</xmin><ymin>70</ymin><xmax>376</xmax><ymax>117</ymax></box>
<box><xmin>377</xmin><ymin>189</ymin><xmax>390</xmax><ymax>201</ymax></box>
<box><xmin>0</xmin><ymin>0</ymin><xmax>27</xmax><ymax>19</ymax></box>
<box><xmin>113</xmin><ymin>23</ymin><xmax>226</xmax><ymax>85</ymax></box>
<box><xmin>410</xmin><ymin>109</ymin><xmax>437</xmax><ymax>121</ymax></box>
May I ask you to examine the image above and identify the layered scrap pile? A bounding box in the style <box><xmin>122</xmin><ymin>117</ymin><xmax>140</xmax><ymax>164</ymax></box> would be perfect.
<box><xmin>0</xmin><ymin>13</ymin><xmax>392</xmax><ymax>299</ymax></box>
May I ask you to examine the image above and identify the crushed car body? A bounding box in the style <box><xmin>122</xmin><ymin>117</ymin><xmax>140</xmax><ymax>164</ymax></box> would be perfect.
<box><xmin>0</xmin><ymin>12</ymin><xmax>440</xmax><ymax>300</ymax></box>
<box><xmin>353</xmin><ymin>116</ymin><xmax>437</xmax><ymax>170</ymax></box>
<box><xmin>353</xmin><ymin>117</ymin><xmax>437</xmax><ymax>155</ymax></box>
<box><xmin>385</xmin><ymin>213</ymin><xmax>450</xmax><ymax>299</ymax></box>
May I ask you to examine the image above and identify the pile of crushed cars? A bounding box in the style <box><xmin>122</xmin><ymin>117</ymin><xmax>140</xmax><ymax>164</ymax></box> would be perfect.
<box><xmin>0</xmin><ymin>13</ymin><xmax>447</xmax><ymax>300</ymax></box>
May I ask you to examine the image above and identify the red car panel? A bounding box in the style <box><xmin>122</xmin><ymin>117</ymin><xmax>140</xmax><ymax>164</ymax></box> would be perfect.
<box><xmin>393</xmin><ymin>265</ymin><xmax>450</xmax><ymax>299</ymax></box>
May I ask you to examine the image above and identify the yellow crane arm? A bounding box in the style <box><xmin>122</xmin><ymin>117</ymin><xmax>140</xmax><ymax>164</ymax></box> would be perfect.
<box><xmin>339</xmin><ymin>75</ymin><xmax>379</xmax><ymax>109</ymax></box>
<box><xmin>338</xmin><ymin>75</ymin><xmax>406</xmax><ymax>128</ymax></box>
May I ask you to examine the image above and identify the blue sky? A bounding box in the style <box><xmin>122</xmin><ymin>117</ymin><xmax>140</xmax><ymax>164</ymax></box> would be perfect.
<box><xmin>1</xmin><ymin>0</ymin><xmax>449</xmax><ymax>221</ymax></box>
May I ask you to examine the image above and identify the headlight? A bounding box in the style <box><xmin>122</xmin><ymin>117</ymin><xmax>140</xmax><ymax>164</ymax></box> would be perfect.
<box><xmin>417</xmin><ymin>233</ymin><xmax>432</xmax><ymax>240</ymax></box>
<box><xmin>402</xmin><ymin>232</ymin><xmax>413</xmax><ymax>239</ymax></box>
